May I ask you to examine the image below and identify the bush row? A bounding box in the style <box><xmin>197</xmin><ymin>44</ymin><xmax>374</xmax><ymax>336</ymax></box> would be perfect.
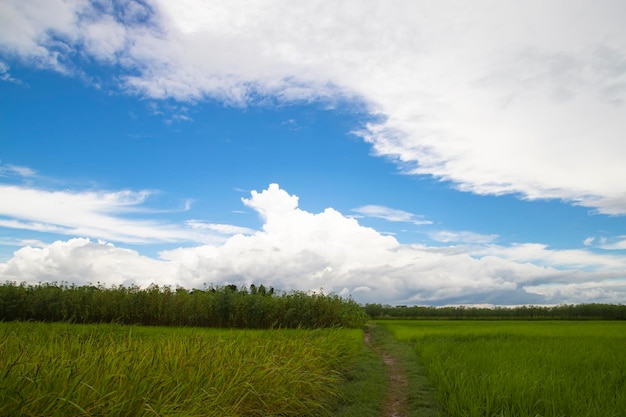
<box><xmin>0</xmin><ymin>282</ymin><xmax>368</xmax><ymax>328</ymax></box>
<box><xmin>365</xmin><ymin>302</ymin><xmax>626</xmax><ymax>320</ymax></box>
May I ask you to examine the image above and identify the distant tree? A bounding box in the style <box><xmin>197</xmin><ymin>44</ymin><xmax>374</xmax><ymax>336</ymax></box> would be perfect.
<box><xmin>364</xmin><ymin>303</ymin><xmax>383</xmax><ymax>318</ymax></box>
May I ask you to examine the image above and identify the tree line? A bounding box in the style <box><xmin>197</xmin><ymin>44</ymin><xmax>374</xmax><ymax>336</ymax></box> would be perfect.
<box><xmin>364</xmin><ymin>303</ymin><xmax>626</xmax><ymax>320</ymax></box>
<box><xmin>0</xmin><ymin>282</ymin><xmax>368</xmax><ymax>329</ymax></box>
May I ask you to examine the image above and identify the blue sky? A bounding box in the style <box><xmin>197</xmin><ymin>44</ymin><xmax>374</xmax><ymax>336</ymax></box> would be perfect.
<box><xmin>1</xmin><ymin>0</ymin><xmax>625</xmax><ymax>306</ymax></box>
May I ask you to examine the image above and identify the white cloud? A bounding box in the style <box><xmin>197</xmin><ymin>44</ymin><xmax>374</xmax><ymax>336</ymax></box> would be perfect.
<box><xmin>351</xmin><ymin>205</ymin><xmax>431</xmax><ymax>225</ymax></box>
<box><xmin>597</xmin><ymin>236</ymin><xmax>626</xmax><ymax>251</ymax></box>
<box><xmin>185</xmin><ymin>220</ymin><xmax>255</xmax><ymax>236</ymax></box>
<box><xmin>583</xmin><ymin>237</ymin><xmax>595</xmax><ymax>246</ymax></box>
<box><xmin>0</xmin><ymin>0</ymin><xmax>87</xmax><ymax>70</ymax></box>
<box><xmin>2</xmin><ymin>184</ymin><xmax>624</xmax><ymax>306</ymax></box>
<box><xmin>475</xmin><ymin>243</ymin><xmax>626</xmax><ymax>271</ymax></box>
<box><xmin>0</xmin><ymin>60</ymin><xmax>24</xmax><ymax>84</ymax></box>
<box><xmin>0</xmin><ymin>238</ymin><xmax>178</xmax><ymax>288</ymax></box>
<box><xmin>0</xmin><ymin>162</ymin><xmax>37</xmax><ymax>177</ymax></box>
<box><xmin>429</xmin><ymin>230</ymin><xmax>499</xmax><ymax>244</ymax></box>
<box><xmin>3</xmin><ymin>1</ymin><xmax>626</xmax><ymax>214</ymax></box>
<box><xmin>80</xmin><ymin>14</ymin><xmax>128</xmax><ymax>62</ymax></box>
<box><xmin>524</xmin><ymin>278</ymin><xmax>626</xmax><ymax>305</ymax></box>
<box><xmin>0</xmin><ymin>184</ymin><xmax>234</xmax><ymax>244</ymax></box>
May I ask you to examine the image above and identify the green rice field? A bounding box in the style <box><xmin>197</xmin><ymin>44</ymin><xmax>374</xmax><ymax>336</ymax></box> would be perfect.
<box><xmin>378</xmin><ymin>320</ymin><xmax>626</xmax><ymax>417</ymax></box>
<box><xmin>0</xmin><ymin>322</ymin><xmax>362</xmax><ymax>416</ymax></box>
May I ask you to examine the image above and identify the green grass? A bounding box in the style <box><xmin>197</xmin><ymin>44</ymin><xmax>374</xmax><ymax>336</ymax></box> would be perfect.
<box><xmin>0</xmin><ymin>322</ymin><xmax>362</xmax><ymax>416</ymax></box>
<box><xmin>334</xmin><ymin>326</ymin><xmax>387</xmax><ymax>417</ymax></box>
<box><xmin>378</xmin><ymin>320</ymin><xmax>626</xmax><ymax>417</ymax></box>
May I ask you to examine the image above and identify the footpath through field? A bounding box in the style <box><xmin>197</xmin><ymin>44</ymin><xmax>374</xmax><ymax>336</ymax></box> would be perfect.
<box><xmin>364</xmin><ymin>324</ymin><xmax>446</xmax><ymax>417</ymax></box>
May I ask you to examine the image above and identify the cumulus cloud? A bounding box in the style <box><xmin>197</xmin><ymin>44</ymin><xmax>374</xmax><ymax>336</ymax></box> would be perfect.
<box><xmin>2</xmin><ymin>1</ymin><xmax>626</xmax><ymax>214</ymax></box>
<box><xmin>0</xmin><ymin>238</ymin><xmax>177</xmax><ymax>288</ymax></box>
<box><xmin>2</xmin><ymin>184</ymin><xmax>624</xmax><ymax>305</ymax></box>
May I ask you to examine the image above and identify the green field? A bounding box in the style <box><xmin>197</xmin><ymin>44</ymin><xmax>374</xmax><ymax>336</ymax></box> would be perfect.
<box><xmin>0</xmin><ymin>322</ymin><xmax>362</xmax><ymax>416</ymax></box>
<box><xmin>378</xmin><ymin>320</ymin><xmax>626</xmax><ymax>417</ymax></box>
<box><xmin>4</xmin><ymin>317</ymin><xmax>626</xmax><ymax>417</ymax></box>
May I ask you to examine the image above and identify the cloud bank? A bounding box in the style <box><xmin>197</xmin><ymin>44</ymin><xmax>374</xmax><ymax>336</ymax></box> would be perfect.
<box><xmin>2</xmin><ymin>184</ymin><xmax>625</xmax><ymax>306</ymax></box>
<box><xmin>2</xmin><ymin>0</ymin><xmax>626</xmax><ymax>214</ymax></box>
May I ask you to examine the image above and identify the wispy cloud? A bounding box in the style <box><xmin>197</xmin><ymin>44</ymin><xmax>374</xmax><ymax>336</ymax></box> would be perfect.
<box><xmin>429</xmin><ymin>230</ymin><xmax>499</xmax><ymax>244</ymax></box>
<box><xmin>146</xmin><ymin>102</ymin><xmax>193</xmax><ymax>124</ymax></box>
<box><xmin>474</xmin><ymin>243</ymin><xmax>626</xmax><ymax>271</ymax></box>
<box><xmin>0</xmin><ymin>61</ymin><xmax>25</xmax><ymax>85</ymax></box>
<box><xmin>598</xmin><ymin>236</ymin><xmax>626</xmax><ymax>250</ymax></box>
<box><xmin>0</xmin><ymin>163</ymin><xmax>37</xmax><ymax>178</ymax></box>
<box><xmin>352</xmin><ymin>205</ymin><xmax>431</xmax><ymax>225</ymax></box>
<box><xmin>0</xmin><ymin>184</ymin><xmax>244</xmax><ymax>245</ymax></box>
<box><xmin>581</xmin><ymin>235</ymin><xmax>626</xmax><ymax>250</ymax></box>
<box><xmin>185</xmin><ymin>220</ymin><xmax>255</xmax><ymax>235</ymax></box>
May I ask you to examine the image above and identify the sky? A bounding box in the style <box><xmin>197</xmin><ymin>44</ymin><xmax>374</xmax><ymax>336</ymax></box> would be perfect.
<box><xmin>1</xmin><ymin>0</ymin><xmax>626</xmax><ymax>306</ymax></box>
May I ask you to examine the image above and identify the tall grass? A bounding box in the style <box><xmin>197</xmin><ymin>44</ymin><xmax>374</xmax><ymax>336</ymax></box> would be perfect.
<box><xmin>379</xmin><ymin>320</ymin><xmax>626</xmax><ymax>417</ymax></box>
<box><xmin>0</xmin><ymin>282</ymin><xmax>368</xmax><ymax>329</ymax></box>
<box><xmin>0</xmin><ymin>322</ymin><xmax>362</xmax><ymax>416</ymax></box>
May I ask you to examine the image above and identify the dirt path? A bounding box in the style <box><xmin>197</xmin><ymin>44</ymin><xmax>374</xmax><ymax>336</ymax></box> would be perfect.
<box><xmin>364</xmin><ymin>328</ymin><xmax>409</xmax><ymax>417</ymax></box>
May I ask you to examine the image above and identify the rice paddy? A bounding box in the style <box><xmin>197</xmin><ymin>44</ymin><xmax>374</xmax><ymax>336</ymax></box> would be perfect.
<box><xmin>0</xmin><ymin>322</ymin><xmax>362</xmax><ymax>416</ymax></box>
<box><xmin>4</xmin><ymin>312</ymin><xmax>626</xmax><ymax>416</ymax></box>
<box><xmin>378</xmin><ymin>320</ymin><xmax>626</xmax><ymax>417</ymax></box>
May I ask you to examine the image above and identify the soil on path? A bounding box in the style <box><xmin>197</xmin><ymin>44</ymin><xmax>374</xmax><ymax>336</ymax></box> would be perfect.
<box><xmin>364</xmin><ymin>329</ymin><xmax>409</xmax><ymax>417</ymax></box>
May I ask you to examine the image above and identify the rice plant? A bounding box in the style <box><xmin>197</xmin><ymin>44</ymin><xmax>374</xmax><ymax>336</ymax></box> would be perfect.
<box><xmin>379</xmin><ymin>320</ymin><xmax>626</xmax><ymax>417</ymax></box>
<box><xmin>0</xmin><ymin>322</ymin><xmax>362</xmax><ymax>416</ymax></box>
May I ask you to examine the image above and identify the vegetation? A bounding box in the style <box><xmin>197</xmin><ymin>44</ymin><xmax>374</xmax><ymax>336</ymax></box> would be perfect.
<box><xmin>7</xmin><ymin>281</ymin><xmax>626</xmax><ymax>416</ymax></box>
<box><xmin>334</xmin><ymin>324</ymin><xmax>445</xmax><ymax>417</ymax></box>
<box><xmin>379</xmin><ymin>320</ymin><xmax>626</xmax><ymax>417</ymax></box>
<box><xmin>368</xmin><ymin>324</ymin><xmax>446</xmax><ymax>417</ymax></box>
<box><xmin>334</xmin><ymin>326</ymin><xmax>387</xmax><ymax>417</ymax></box>
<box><xmin>0</xmin><ymin>281</ymin><xmax>368</xmax><ymax>329</ymax></box>
<box><xmin>365</xmin><ymin>302</ymin><xmax>626</xmax><ymax>320</ymax></box>
<box><xmin>0</xmin><ymin>322</ymin><xmax>363</xmax><ymax>417</ymax></box>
